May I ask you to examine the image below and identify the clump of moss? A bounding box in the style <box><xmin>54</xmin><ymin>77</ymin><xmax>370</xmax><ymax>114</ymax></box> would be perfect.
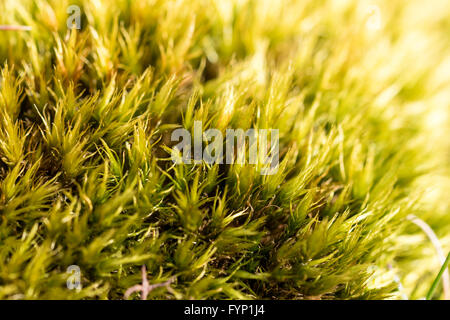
<box><xmin>0</xmin><ymin>0</ymin><xmax>449</xmax><ymax>300</ymax></box>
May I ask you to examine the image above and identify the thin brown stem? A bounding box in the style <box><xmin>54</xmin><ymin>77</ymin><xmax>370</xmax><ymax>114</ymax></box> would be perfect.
<box><xmin>124</xmin><ymin>265</ymin><xmax>176</xmax><ymax>300</ymax></box>
<box><xmin>0</xmin><ymin>25</ymin><xmax>32</xmax><ymax>31</ymax></box>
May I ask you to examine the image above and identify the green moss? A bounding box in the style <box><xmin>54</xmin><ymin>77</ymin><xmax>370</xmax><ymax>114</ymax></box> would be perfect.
<box><xmin>0</xmin><ymin>0</ymin><xmax>449</xmax><ymax>300</ymax></box>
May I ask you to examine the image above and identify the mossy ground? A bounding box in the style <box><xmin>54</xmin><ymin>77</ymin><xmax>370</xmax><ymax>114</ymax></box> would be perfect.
<box><xmin>0</xmin><ymin>0</ymin><xmax>449</xmax><ymax>300</ymax></box>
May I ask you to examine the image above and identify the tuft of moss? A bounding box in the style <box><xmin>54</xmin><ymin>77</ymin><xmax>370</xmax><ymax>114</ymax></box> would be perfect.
<box><xmin>0</xmin><ymin>0</ymin><xmax>449</xmax><ymax>300</ymax></box>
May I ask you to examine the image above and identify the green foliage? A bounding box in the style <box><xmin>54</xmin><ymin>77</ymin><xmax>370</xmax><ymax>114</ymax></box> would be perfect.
<box><xmin>0</xmin><ymin>0</ymin><xmax>449</xmax><ymax>299</ymax></box>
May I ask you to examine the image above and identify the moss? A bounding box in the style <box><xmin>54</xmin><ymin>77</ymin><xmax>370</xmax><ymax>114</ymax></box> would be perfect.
<box><xmin>0</xmin><ymin>0</ymin><xmax>449</xmax><ymax>300</ymax></box>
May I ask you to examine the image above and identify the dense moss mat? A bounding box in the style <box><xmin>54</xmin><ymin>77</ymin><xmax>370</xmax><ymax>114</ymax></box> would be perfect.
<box><xmin>0</xmin><ymin>0</ymin><xmax>449</xmax><ymax>299</ymax></box>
